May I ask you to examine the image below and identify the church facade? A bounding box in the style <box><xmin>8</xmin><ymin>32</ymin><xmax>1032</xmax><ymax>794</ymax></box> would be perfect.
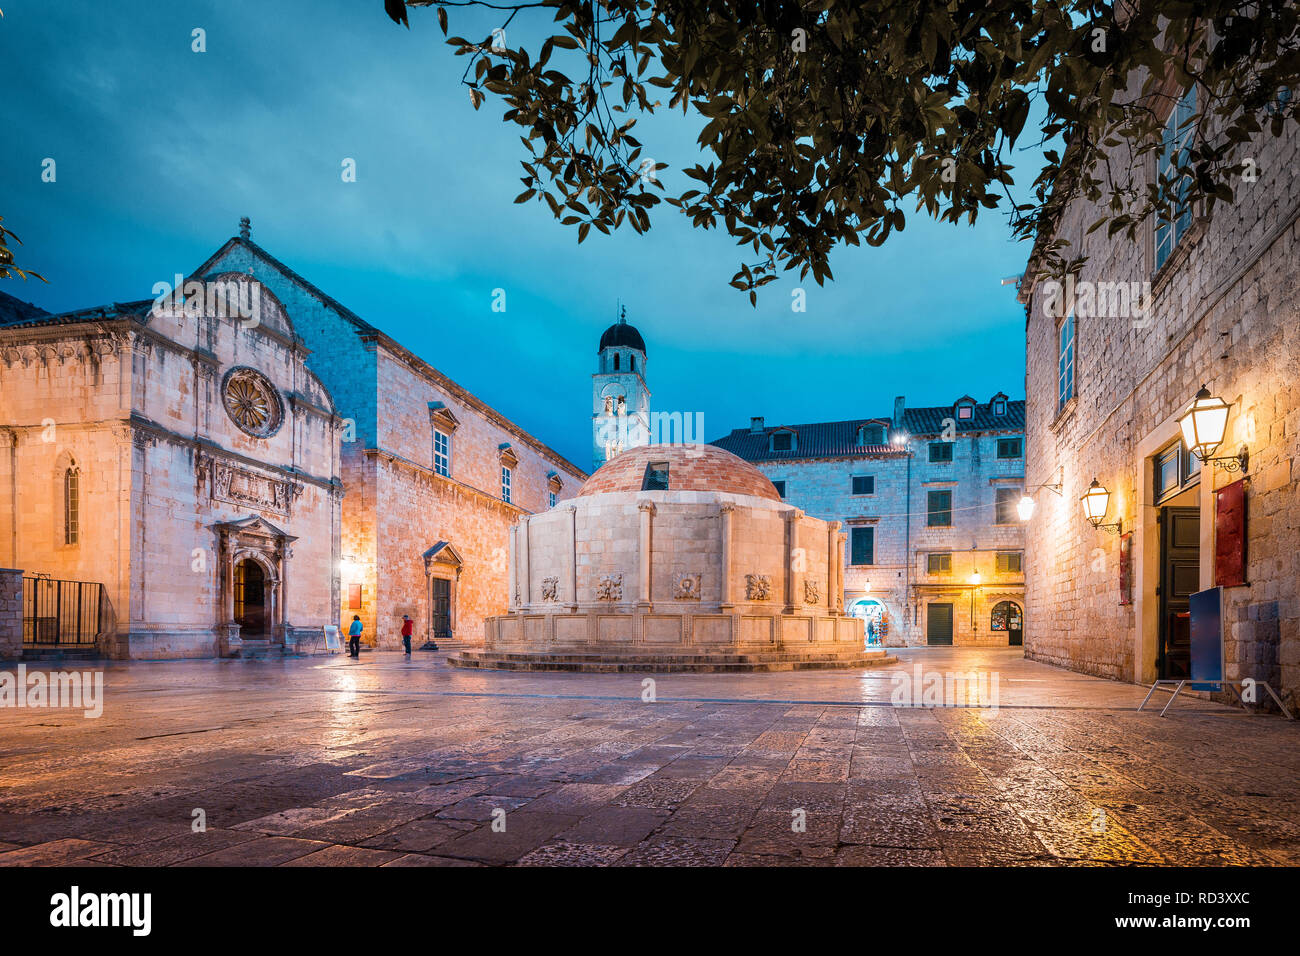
<box><xmin>0</xmin><ymin>272</ymin><xmax>343</xmax><ymax>659</ymax></box>
<box><xmin>0</xmin><ymin>224</ymin><xmax>587</xmax><ymax>658</ymax></box>
<box><xmin>196</xmin><ymin>228</ymin><xmax>587</xmax><ymax>650</ymax></box>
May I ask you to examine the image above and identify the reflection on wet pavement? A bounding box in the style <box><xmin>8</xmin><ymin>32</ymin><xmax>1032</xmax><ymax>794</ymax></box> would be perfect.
<box><xmin>1</xmin><ymin>648</ymin><xmax>1295</xmax><ymax>866</ymax></box>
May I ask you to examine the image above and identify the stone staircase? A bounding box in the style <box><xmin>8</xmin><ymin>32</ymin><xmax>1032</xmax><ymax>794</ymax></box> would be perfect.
<box><xmin>417</xmin><ymin>636</ymin><xmax>479</xmax><ymax>653</ymax></box>
<box><xmin>21</xmin><ymin>645</ymin><xmax>103</xmax><ymax>663</ymax></box>
<box><xmin>448</xmin><ymin>648</ymin><xmax>897</xmax><ymax>673</ymax></box>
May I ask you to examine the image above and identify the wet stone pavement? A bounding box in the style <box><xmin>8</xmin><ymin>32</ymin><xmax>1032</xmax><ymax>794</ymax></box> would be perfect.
<box><xmin>0</xmin><ymin>647</ymin><xmax>1297</xmax><ymax>866</ymax></box>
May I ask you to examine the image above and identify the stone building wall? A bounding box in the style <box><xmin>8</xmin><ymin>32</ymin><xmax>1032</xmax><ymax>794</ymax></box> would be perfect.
<box><xmin>0</xmin><ymin>568</ymin><xmax>21</xmax><ymax>660</ymax></box>
<box><xmin>199</xmin><ymin>236</ymin><xmax>587</xmax><ymax>651</ymax></box>
<box><xmin>0</xmin><ymin>273</ymin><xmax>343</xmax><ymax>658</ymax></box>
<box><xmin>1021</xmin><ymin>90</ymin><xmax>1300</xmax><ymax>701</ymax></box>
<box><xmin>744</xmin><ymin>428</ymin><xmax>1026</xmax><ymax>646</ymax></box>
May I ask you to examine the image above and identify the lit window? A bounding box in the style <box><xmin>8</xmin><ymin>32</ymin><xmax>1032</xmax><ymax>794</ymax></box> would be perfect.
<box><xmin>1155</xmin><ymin>86</ymin><xmax>1197</xmax><ymax>271</ymax></box>
<box><xmin>993</xmin><ymin>400</ymin><xmax>1007</xmax><ymax>416</ymax></box>
<box><xmin>433</xmin><ymin>430</ymin><xmax>451</xmax><ymax>477</ymax></box>
<box><xmin>996</xmin><ymin>551</ymin><xmax>1023</xmax><ymax>574</ymax></box>
<box><xmin>927</xmin><ymin>552</ymin><xmax>952</xmax><ymax>574</ymax></box>
<box><xmin>957</xmin><ymin>404</ymin><xmax>973</xmax><ymax>420</ymax></box>
<box><xmin>64</xmin><ymin>468</ymin><xmax>79</xmax><ymax>545</ymax></box>
<box><xmin>501</xmin><ymin>466</ymin><xmax>512</xmax><ymax>503</ymax></box>
<box><xmin>1058</xmin><ymin>311</ymin><xmax>1075</xmax><ymax>412</ymax></box>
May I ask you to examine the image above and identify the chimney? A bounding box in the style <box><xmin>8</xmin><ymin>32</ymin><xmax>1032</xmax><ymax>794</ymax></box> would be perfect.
<box><xmin>749</xmin><ymin>416</ymin><xmax>765</xmax><ymax>434</ymax></box>
<box><xmin>892</xmin><ymin>396</ymin><xmax>906</xmax><ymax>428</ymax></box>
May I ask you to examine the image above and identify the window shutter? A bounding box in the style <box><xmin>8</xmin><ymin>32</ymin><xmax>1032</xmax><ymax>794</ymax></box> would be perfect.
<box><xmin>1214</xmin><ymin>479</ymin><xmax>1247</xmax><ymax>587</ymax></box>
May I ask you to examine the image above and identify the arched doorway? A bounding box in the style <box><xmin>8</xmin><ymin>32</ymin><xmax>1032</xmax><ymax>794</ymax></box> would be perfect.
<box><xmin>848</xmin><ymin>598</ymin><xmax>888</xmax><ymax>646</ymax></box>
<box><xmin>991</xmin><ymin>600</ymin><xmax>1023</xmax><ymax>646</ymax></box>
<box><xmin>234</xmin><ymin>559</ymin><xmax>267</xmax><ymax>639</ymax></box>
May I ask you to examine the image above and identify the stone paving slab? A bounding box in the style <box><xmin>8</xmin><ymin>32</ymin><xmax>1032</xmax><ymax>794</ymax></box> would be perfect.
<box><xmin>0</xmin><ymin>648</ymin><xmax>1297</xmax><ymax>866</ymax></box>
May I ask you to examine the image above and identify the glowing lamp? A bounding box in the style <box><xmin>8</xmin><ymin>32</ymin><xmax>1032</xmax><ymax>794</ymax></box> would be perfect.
<box><xmin>1178</xmin><ymin>386</ymin><xmax>1230</xmax><ymax>460</ymax></box>
<box><xmin>1080</xmin><ymin>479</ymin><xmax>1110</xmax><ymax>526</ymax></box>
<box><xmin>1080</xmin><ymin>478</ymin><xmax>1121</xmax><ymax>535</ymax></box>
<box><xmin>1177</xmin><ymin>385</ymin><xmax>1247</xmax><ymax>472</ymax></box>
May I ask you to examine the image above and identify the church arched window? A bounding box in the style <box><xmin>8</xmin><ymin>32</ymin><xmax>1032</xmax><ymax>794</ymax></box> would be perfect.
<box><xmin>64</xmin><ymin>466</ymin><xmax>80</xmax><ymax>545</ymax></box>
<box><xmin>614</xmin><ymin>353</ymin><xmax>620</xmax><ymax>371</ymax></box>
<box><xmin>630</xmin><ymin>356</ymin><xmax>636</xmax><ymax>372</ymax></box>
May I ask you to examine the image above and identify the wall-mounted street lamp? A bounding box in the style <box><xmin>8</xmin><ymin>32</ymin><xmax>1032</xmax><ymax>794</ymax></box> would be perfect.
<box><xmin>1018</xmin><ymin>469</ymin><xmax>1064</xmax><ymax>521</ymax></box>
<box><xmin>1177</xmin><ymin>385</ymin><xmax>1249</xmax><ymax>473</ymax></box>
<box><xmin>1081</xmin><ymin>478</ymin><xmax>1122</xmax><ymax>535</ymax></box>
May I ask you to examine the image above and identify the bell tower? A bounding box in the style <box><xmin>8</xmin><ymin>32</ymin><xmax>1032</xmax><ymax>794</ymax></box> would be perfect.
<box><xmin>592</xmin><ymin>309</ymin><xmax>650</xmax><ymax>471</ymax></box>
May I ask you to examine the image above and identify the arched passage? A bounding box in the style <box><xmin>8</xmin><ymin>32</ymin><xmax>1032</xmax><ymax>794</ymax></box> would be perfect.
<box><xmin>991</xmin><ymin>600</ymin><xmax>1023</xmax><ymax>646</ymax></box>
<box><xmin>234</xmin><ymin>558</ymin><xmax>267</xmax><ymax>639</ymax></box>
<box><xmin>848</xmin><ymin>597</ymin><xmax>889</xmax><ymax>646</ymax></box>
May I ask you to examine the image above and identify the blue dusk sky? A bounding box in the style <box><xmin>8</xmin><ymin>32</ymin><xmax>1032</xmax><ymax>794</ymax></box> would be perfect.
<box><xmin>2</xmin><ymin>0</ymin><xmax>1037</xmax><ymax>469</ymax></box>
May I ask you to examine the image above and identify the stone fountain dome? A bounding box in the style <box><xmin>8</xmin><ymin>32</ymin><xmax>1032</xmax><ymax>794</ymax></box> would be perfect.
<box><xmin>577</xmin><ymin>443</ymin><xmax>782</xmax><ymax>502</ymax></box>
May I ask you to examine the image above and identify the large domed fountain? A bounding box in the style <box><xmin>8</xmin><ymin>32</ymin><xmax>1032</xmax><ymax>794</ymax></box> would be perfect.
<box><xmin>450</xmin><ymin>444</ymin><xmax>895</xmax><ymax>672</ymax></box>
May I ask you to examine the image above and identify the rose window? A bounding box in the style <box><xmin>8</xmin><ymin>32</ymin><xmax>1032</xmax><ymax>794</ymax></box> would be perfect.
<box><xmin>222</xmin><ymin>368</ymin><xmax>283</xmax><ymax>437</ymax></box>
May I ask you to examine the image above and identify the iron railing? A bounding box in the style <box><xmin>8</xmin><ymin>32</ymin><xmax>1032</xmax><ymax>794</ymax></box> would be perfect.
<box><xmin>22</xmin><ymin>576</ymin><xmax>102</xmax><ymax>646</ymax></box>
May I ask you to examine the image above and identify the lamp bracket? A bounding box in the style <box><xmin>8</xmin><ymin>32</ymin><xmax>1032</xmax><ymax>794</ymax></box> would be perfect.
<box><xmin>1202</xmin><ymin>445</ymin><xmax>1249</xmax><ymax>474</ymax></box>
<box><xmin>1090</xmin><ymin>519</ymin><xmax>1123</xmax><ymax>536</ymax></box>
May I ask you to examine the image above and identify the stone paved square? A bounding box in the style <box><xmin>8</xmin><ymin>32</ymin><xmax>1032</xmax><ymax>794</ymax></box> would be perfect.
<box><xmin>1</xmin><ymin>647</ymin><xmax>1296</xmax><ymax>867</ymax></box>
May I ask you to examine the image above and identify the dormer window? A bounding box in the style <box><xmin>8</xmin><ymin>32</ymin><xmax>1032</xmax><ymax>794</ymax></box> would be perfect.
<box><xmin>957</xmin><ymin>404</ymin><xmax>974</xmax><ymax>420</ymax></box>
<box><xmin>642</xmin><ymin>461</ymin><xmax>670</xmax><ymax>490</ymax></box>
<box><xmin>857</xmin><ymin>424</ymin><xmax>885</xmax><ymax>446</ymax></box>
<box><xmin>993</xmin><ymin>399</ymin><xmax>1007</xmax><ymax>416</ymax></box>
<box><xmin>770</xmin><ymin>429</ymin><xmax>796</xmax><ymax>453</ymax></box>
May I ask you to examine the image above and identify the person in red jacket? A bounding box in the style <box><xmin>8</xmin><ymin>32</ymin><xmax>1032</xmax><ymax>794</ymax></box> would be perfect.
<box><xmin>400</xmin><ymin>615</ymin><xmax>413</xmax><ymax>655</ymax></box>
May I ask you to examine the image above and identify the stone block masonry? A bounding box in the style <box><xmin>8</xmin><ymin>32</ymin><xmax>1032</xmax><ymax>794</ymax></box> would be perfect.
<box><xmin>1020</xmin><ymin>80</ymin><xmax>1300</xmax><ymax>704</ymax></box>
<box><xmin>0</xmin><ymin>568</ymin><xmax>21</xmax><ymax>660</ymax></box>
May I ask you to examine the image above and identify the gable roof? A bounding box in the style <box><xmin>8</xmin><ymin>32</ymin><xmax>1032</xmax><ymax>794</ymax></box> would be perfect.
<box><xmin>711</xmin><ymin>418</ymin><xmax>906</xmax><ymax>462</ymax></box>
<box><xmin>711</xmin><ymin>398</ymin><xmax>1025</xmax><ymax>463</ymax></box>
<box><xmin>0</xmin><ymin>289</ymin><xmax>52</xmax><ymax>327</ymax></box>
<box><xmin>900</xmin><ymin>399</ymin><xmax>1025</xmax><ymax>436</ymax></box>
<box><xmin>194</xmin><ymin>234</ymin><xmax>588</xmax><ymax>481</ymax></box>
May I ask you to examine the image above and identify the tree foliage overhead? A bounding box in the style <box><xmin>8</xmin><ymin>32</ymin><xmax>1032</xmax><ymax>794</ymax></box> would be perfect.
<box><xmin>386</xmin><ymin>0</ymin><xmax>1300</xmax><ymax>299</ymax></box>
<box><xmin>0</xmin><ymin>218</ymin><xmax>44</xmax><ymax>283</ymax></box>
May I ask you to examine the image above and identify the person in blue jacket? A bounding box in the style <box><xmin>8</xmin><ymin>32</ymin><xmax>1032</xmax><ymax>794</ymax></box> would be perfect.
<box><xmin>348</xmin><ymin>615</ymin><xmax>363</xmax><ymax>658</ymax></box>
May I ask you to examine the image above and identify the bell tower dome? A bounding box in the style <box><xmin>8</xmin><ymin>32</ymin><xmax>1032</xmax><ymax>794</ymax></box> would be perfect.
<box><xmin>592</xmin><ymin>311</ymin><xmax>650</xmax><ymax>470</ymax></box>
